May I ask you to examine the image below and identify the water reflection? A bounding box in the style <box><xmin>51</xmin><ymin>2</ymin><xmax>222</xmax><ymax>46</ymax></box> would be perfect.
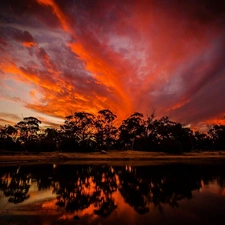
<box><xmin>52</xmin><ymin>166</ymin><xmax>118</xmax><ymax>217</ymax></box>
<box><xmin>1</xmin><ymin>167</ymin><xmax>31</xmax><ymax>204</ymax></box>
<box><xmin>1</xmin><ymin>163</ymin><xmax>225</xmax><ymax>224</ymax></box>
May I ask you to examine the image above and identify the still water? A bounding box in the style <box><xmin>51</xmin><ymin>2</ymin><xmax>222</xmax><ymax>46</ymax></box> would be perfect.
<box><xmin>0</xmin><ymin>162</ymin><xmax>225</xmax><ymax>225</ymax></box>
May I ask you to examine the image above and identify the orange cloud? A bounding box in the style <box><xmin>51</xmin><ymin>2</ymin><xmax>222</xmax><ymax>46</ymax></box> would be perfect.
<box><xmin>0</xmin><ymin>51</ymin><xmax>122</xmax><ymax>121</ymax></box>
<box><xmin>37</xmin><ymin>0</ymin><xmax>72</xmax><ymax>33</ymax></box>
<box><xmin>0</xmin><ymin>0</ymin><xmax>225</xmax><ymax>128</ymax></box>
<box><xmin>23</xmin><ymin>41</ymin><xmax>37</xmax><ymax>48</ymax></box>
<box><xmin>205</xmin><ymin>117</ymin><xmax>225</xmax><ymax>126</ymax></box>
<box><xmin>35</xmin><ymin>0</ymin><xmax>135</xmax><ymax>120</ymax></box>
<box><xmin>68</xmin><ymin>42</ymin><xmax>132</xmax><ymax>114</ymax></box>
<box><xmin>167</xmin><ymin>98</ymin><xmax>191</xmax><ymax>111</ymax></box>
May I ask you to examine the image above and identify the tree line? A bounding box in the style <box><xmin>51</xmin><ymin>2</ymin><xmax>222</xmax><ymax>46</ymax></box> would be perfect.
<box><xmin>0</xmin><ymin>109</ymin><xmax>225</xmax><ymax>153</ymax></box>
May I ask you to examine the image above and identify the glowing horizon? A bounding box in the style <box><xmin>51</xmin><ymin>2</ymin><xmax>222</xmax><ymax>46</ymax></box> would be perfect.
<box><xmin>0</xmin><ymin>0</ymin><xmax>225</xmax><ymax>129</ymax></box>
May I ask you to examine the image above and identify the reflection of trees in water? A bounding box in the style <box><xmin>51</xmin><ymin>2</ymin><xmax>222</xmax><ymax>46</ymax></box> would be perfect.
<box><xmin>196</xmin><ymin>165</ymin><xmax>225</xmax><ymax>192</ymax></box>
<box><xmin>118</xmin><ymin>166</ymin><xmax>150</xmax><ymax>214</ymax></box>
<box><xmin>117</xmin><ymin>165</ymin><xmax>217</xmax><ymax>213</ymax></box>
<box><xmin>0</xmin><ymin>167</ymin><xmax>30</xmax><ymax>204</ymax></box>
<box><xmin>92</xmin><ymin>166</ymin><xmax>117</xmax><ymax>217</ymax></box>
<box><xmin>1</xmin><ymin>164</ymin><xmax>225</xmax><ymax>214</ymax></box>
<box><xmin>52</xmin><ymin>164</ymin><xmax>225</xmax><ymax>216</ymax></box>
<box><xmin>0</xmin><ymin>165</ymin><xmax>55</xmax><ymax>204</ymax></box>
<box><xmin>52</xmin><ymin>166</ymin><xmax>117</xmax><ymax>217</ymax></box>
<box><xmin>52</xmin><ymin>167</ymin><xmax>93</xmax><ymax>212</ymax></box>
<box><xmin>148</xmin><ymin>166</ymin><xmax>202</xmax><ymax>210</ymax></box>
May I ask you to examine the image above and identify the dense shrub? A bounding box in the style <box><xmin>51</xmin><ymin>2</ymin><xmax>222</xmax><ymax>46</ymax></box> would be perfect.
<box><xmin>24</xmin><ymin>141</ymin><xmax>39</xmax><ymax>152</ymax></box>
<box><xmin>25</xmin><ymin>140</ymin><xmax>56</xmax><ymax>152</ymax></box>
<box><xmin>160</xmin><ymin>139</ymin><xmax>182</xmax><ymax>154</ymax></box>
<box><xmin>36</xmin><ymin>140</ymin><xmax>57</xmax><ymax>152</ymax></box>
<box><xmin>59</xmin><ymin>138</ymin><xmax>79</xmax><ymax>152</ymax></box>
<box><xmin>0</xmin><ymin>138</ymin><xmax>21</xmax><ymax>151</ymax></box>
<box><xmin>79</xmin><ymin>140</ymin><xmax>96</xmax><ymax>152</ymax></box>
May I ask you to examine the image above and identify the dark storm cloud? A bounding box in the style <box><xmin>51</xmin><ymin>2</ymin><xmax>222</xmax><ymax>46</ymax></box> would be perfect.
<box><xmin>0</xmin><ymin>0</ymin><xmax>61</xmax><ymax>28</ymax></box>
<box><xmin>12</xmin><ymin>30</ymin><xmax>34</xmax><ymax>43</ymax></box>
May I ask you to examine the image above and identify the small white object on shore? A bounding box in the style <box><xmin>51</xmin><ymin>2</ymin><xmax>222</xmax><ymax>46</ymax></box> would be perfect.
<box><xmin>101</xmin><ymin>150</ymin><xmax>107</xmax><ymax>154</ymax></box>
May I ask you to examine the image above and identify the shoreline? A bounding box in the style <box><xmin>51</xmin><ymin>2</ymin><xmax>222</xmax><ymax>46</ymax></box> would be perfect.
<box><xmin>1</xmin><ymin>150</ymin><xmax>225</xmax><ymax>166</ymax></box>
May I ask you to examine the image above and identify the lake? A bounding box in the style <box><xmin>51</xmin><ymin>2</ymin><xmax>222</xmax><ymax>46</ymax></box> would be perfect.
<box><xmin>0</xmin><ymin>162</ymin><xmax>225</xmax><ymax>225</ymax></box>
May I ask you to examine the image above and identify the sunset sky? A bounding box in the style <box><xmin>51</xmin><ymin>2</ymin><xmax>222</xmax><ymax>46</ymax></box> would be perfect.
<box><xmin>0</xmin><ymin>0</ymin><xmax>225</xmax><ymax>129</ymax></box>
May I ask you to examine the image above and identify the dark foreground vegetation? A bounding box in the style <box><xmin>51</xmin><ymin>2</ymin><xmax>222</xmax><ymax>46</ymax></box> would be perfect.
<box><xmin>0</xmin><ymin>110</ymin><xmax>225</xmax><ymax>153</ymax></box>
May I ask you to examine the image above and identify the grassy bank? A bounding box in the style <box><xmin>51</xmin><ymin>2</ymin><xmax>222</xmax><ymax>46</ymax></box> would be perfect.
<box><xmin>0</xmin><ymin>150</ymin><xmax>225</xmax><ymax>166</ymax></box>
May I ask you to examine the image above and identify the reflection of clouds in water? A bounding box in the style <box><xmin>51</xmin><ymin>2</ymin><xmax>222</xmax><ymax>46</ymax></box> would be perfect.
<box><xmin>59</xmin><ymin>204</ymin><xmax>98</xmax><ymax>221</ymax></box>
<box><xmin>26</xmin><ymin>189</ymin><xmax>55</xmax><ymax>204</ymax></box>
<box><xmin>199</xmin><ymin>179</ymin><xmax>223</xmax><ymax>195</ymax></box>
<box><xmin>55</xmin><ymin>190</ymin><xmax>135</xmax><ymax>224</ymax></box>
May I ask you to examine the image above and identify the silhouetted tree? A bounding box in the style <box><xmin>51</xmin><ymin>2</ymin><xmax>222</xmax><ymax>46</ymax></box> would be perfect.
<box><xmin>1</xmin><ymin>110</ymin><xmax>225</xmax><ymax>152</ymax></box>
<box><xmin>1</xmin><ymin>125</ymin><xmax>17</xmax><ymax>137</ymax></box>
<box><xmin>194</xmin><ymin>131</ymin><xmax>212</xmax><ymax>150</ymax></box>
<box><xmin>119</xmin><ymin>112</ymin><xmax>145</xmax><ymax>149</ymax></box>
<box><xmin>60</xmin><ymin>112</ymin><xmax>96</xmax><ymax>151</ymax></box>
<box><xmin>95</xmin><ymin>109</ymin><xmax>118</xmax><ymax>150</ymax></box>
<box><xmin>34</xmin><ymin>128</ymin><xmax>59</xmax><ymax>152</ymax></box>
<box><xmin>73</xmin><ymin>112</ymin><xmax>95</xmax><ymax>144</ymax></box>
<box><xmin>45</xmin><ymin>128</ymin><xmax>59</xmax><ymax>140</ymax></box>
<box><xmin>208</xmin><ymin>124</ymin><xmax>225</xmax><ymax>150</ymax></box>
<box><xmin>145</xmin><ymin>116</ymin><xmax>194</xmax><ymax>152</ymax></box>
<box><xmin>0</xmin><ymin>125</ymin><xmax>19</xmax><ymax>151</ymax></box>
<box><xmin>15</xmin><ymin>117</ymin><xmax>41</xmax><ymax>144</ymax></box>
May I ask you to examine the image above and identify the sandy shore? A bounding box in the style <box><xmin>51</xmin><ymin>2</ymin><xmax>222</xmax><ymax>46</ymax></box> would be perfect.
<box><xmin>1</xmin><ymin>150</ymin><xmax>225</xmax><ymax>166</ymax></box>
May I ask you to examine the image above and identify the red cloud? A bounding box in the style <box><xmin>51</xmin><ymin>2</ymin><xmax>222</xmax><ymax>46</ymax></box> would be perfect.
<box><xmin>0</xmin><ymin>0</ymin><xmax>225</xmax><ymax>129</ymax></box>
